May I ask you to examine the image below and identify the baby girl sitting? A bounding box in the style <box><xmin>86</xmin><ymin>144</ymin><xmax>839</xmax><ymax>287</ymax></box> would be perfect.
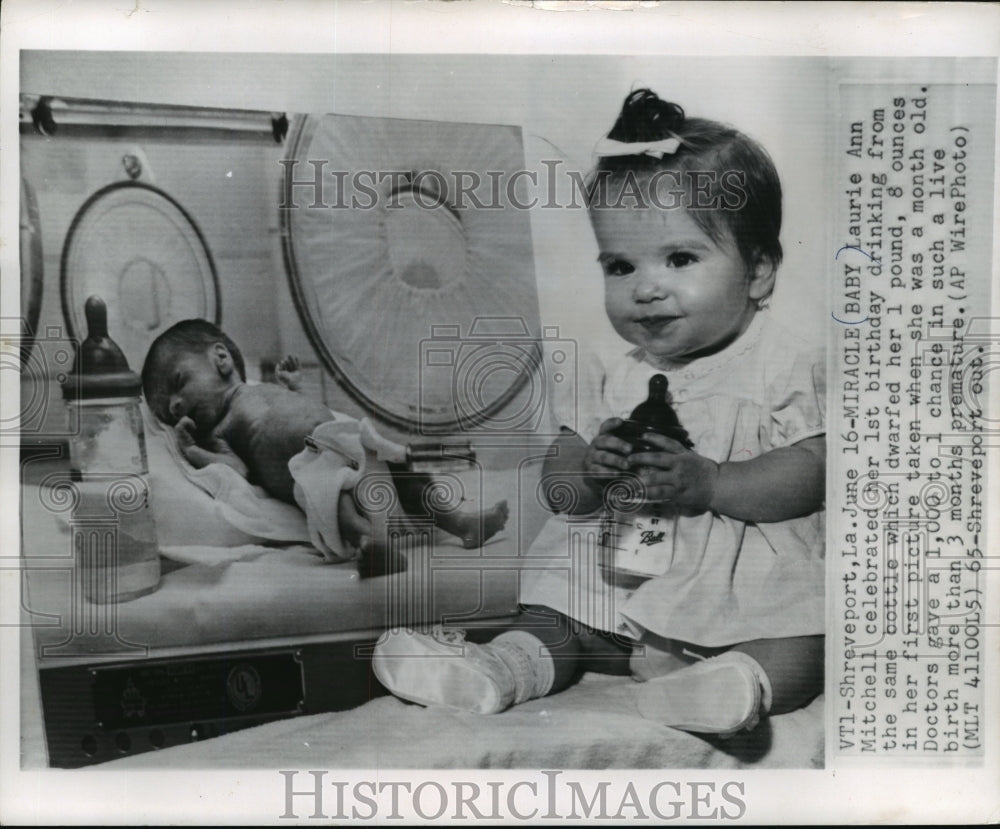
<box><xmin>141</xmin><ymin>320</ymin><xmax>508</xmax><ymax>575</ymax></box>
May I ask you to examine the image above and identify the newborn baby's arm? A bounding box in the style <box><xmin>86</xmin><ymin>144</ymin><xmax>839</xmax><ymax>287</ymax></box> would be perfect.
<box><xmin>275</xmin><ymin>354</ymin><xmax>302</xmax><ymax>392</ymax></box>
<box><xmin>174</xmin><ymin>416</ymin><xmax>249</xmax><ymax>478</ymax></box>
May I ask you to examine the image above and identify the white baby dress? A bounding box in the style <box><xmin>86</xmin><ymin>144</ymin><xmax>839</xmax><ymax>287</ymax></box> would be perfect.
<box><xmin>521</xmin><ymin>313</ymin><xmax>826</xmax><ymax>647</ymax></box>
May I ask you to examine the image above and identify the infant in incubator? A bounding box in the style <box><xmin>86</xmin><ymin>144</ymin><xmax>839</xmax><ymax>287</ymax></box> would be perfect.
<box><xmin>141</xmin><ymin>319</ymin><xmax>509</xmax><ymax>575</ymax></box>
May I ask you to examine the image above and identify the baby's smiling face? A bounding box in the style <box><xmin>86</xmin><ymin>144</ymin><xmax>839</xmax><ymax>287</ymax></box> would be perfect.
<box><xmin>146</xmin><ymin>343</ymin><xmax>239</xmax><ymax>433</ymax></box>
<box><xmin>591</xmin><ymin>205</ymin><xmax>775</xmax><ymax>364</ymax></box>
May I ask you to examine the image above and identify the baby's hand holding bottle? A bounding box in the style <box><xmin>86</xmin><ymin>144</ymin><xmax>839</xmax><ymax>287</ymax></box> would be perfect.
<box><xmin>583</xmin><ymin>417</ymin><xmax>634</xmax><ymax>485</ymax></box>
<box><xmin>628</xmin><ymin>431</ymin><xmax>719</xmax><ymax>512</ymax></box>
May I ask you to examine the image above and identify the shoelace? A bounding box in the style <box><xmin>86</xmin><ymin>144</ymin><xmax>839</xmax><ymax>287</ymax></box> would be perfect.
<box><xmin>431</xmin><ymin>625</ymin><xmax>467</xmax><ymax>645</ymax></box>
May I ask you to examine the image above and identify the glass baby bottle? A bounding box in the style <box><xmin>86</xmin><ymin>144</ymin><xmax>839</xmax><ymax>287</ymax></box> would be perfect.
<box><xmin>600</xmin><ymin>374</ymin><xmax>693</xmax><ymax>578</ymax></box>
<box><xmin>62</xmin><ymin>295</ymin><xmax>161</xmax><ymax>603</ymax></box>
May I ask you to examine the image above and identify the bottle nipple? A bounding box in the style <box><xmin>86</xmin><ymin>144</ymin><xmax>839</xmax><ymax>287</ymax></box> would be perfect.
<box><xmin>648</xmin><ymin>374</ymin><xmax>668</xmax><ymax>402</ymax></box>
<box><xmin>626</xmin><ymin>374</ymin><xmax>693</xmax><ymax>449</ymax></box>
<box><xmin>62</xmin><ymin>294</ymin><xmax>141</xmax><ymax>400</ymax></box>
<box><xmin>85</xmin><ymin>295</ymin><xmax>109</xmax><ymax>339</ymax></box>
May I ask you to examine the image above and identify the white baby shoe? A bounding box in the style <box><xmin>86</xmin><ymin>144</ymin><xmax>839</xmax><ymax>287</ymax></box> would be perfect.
<box><xmin>634</xmin><ymin>650</ymin><xmax>772</xmax><ymax>736</ymax></box>
<box><xmin>372</xmin><ymin>627</ymin><xmax>521</xmax><ymax>715</ymax></box>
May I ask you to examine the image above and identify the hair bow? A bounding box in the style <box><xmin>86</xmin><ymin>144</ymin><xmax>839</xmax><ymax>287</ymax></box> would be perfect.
<box><xmin>593</xmin><ymin>135</ymin><xmax>682</xmax><ymax>159</ymax></box>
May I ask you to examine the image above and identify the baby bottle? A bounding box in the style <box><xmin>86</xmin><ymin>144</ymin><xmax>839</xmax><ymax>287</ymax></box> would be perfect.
<box><xmin>599</xmin><ymin>374</ymin><xmax>693</xmax><ymax>578</ymax></box>
<box><xmin>62</xmin><ymin>296</ymin><xmax>161</xmax><ymax>603</ymax></box>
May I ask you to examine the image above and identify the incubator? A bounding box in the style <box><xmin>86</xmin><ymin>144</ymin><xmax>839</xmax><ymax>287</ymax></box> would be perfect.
<box><xmin>21</xmin><ymin>100</ymin><xmax>537</xmax><ymax>768</ymax></box>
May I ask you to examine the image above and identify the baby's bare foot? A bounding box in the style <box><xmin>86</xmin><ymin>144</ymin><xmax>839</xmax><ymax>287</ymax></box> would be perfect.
<box><xmin>453</xmin><ymin>499</ymin><xmax>509</xmax><ymax>549</ymax></box>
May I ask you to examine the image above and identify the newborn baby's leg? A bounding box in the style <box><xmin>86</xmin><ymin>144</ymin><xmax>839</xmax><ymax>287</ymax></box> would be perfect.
<box><xmin>357</xmin><ymin>538</ymin><xmax>409</xmax><ymax>579</ymax></box>
<box><xmin>435</xmin><ymin>498</ymin><xmax>510</xmax><ymax>549</ymax></box>
<box><xmin>339</xmin><ymin>491</ymin><xmax>407</xmax><ymax>579</ymax></box>
<box><xmin>392</xmin><ymin>470</ymin><xmax>509</xmax><ymax>550</ymax></box>
<box><xmin>358</xmin><ymin>418</ymin><xmax>508</xmax><ymax>549</ymax></box>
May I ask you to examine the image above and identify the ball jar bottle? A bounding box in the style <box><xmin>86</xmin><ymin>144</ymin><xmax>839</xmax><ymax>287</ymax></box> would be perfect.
<box><xmin>62</xmin><ymin>296</ymin><xmax>161</xmax><ymax>603</ymax></box>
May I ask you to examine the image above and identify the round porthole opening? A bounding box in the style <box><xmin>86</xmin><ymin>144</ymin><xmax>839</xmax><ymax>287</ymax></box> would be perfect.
<box><xmin>385</xmin><ymin>184</ymin><xmax>466</xmax><ymax>293</ymax></box>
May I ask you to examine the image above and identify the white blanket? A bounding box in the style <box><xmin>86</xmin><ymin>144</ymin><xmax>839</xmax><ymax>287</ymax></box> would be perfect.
<box><xmin>143</xmin><ymin>402</ymin><xmax>311</xmax><ymax>546</ymax></box>
<box><xmin>100</xmin><ymin>675</ymin><xmax>825</xmax><ymax>770</ymax></box>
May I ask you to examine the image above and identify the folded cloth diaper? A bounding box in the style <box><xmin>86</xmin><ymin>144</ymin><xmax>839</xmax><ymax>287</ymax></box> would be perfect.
<box><xmin>288</xmin><ymin>417</ymin><xmax>410</xmax><ymax>562</ymax></box>
<box><xmin>289</xmin><ymin>419</ymin><xmax>363</xmax><ymax>561</ymax></box>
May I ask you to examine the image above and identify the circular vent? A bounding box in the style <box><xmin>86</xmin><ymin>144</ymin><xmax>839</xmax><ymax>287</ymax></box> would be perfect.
<box><xmin>61</xmin><ymin>181</ymin><xmax>219</xmax><ymax>368</ymax></box>
<box><xmin>280</xmin><ymin>113</ymin><xmax>541</xmax><ymax>431</ymax></box>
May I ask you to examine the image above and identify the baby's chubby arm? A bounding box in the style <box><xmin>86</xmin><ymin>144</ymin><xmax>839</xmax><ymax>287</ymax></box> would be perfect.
<box><xmin>174</xmin><ymin>416</ymin><xmax>249</xmax><ymax>478</ymax></box>
<box><xmin>629</xmin><ymin>434</ymin><xmax>825</xmax><ymax>523</ymax></box>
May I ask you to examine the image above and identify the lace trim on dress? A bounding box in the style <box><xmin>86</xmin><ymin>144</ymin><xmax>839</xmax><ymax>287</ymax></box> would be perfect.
<box><xmin>627</xmin><ymin>312</ymin><xmax>768</xmax><ymax>387</ymax></box>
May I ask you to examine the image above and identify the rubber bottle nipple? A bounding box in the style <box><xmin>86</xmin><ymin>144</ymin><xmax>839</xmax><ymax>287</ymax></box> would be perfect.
<box><xmin>62</xmin><ymin>295</ymin><xmax>141</xmax><ymax>400</ymax></box>
<box><xmin>615</xmin><ymin>374</ymin><xmax>693</xmax><ymax>450</ymax></box>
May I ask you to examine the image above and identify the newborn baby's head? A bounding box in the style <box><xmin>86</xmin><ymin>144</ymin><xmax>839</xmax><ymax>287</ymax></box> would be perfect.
<box><xmin>141</xmin><ymin>320</ymin><xmax>247</xmax><ymax>431</ymax></box>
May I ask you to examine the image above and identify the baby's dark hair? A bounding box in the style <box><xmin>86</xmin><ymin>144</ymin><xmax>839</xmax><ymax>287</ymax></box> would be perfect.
<box><xmin>590</xmin><ymin>89</ymin><xmax>783</xmax><ymax>274</ymax></box>
<box><xmin>141</xmin><ymin>319</ymin><xmax>246</xmax><ymax>401</ymax></box>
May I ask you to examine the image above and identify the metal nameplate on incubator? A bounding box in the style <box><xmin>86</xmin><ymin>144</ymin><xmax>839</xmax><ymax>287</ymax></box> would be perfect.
<box><xmin>90</xmin><ymin>651</ymin><xmax>305</xmax><ymax>730</ymax></box>
<box><xmin>36</xmin><ymin>645</ymin><xmax>358</xmax><ymax>768</ymax></box>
